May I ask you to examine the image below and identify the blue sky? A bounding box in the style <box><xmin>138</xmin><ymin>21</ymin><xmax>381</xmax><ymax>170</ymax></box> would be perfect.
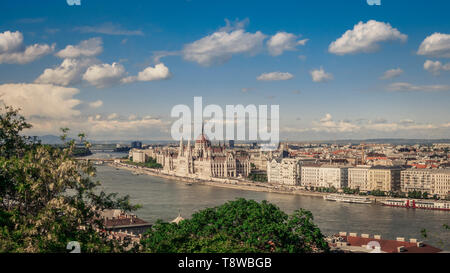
<box><xmin>0</xmin><ymin>0</ymin><xmax>449</xmax><ymax>141</ymax></box>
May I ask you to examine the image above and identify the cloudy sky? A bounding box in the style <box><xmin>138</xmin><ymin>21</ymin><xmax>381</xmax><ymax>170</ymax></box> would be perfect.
<box><xmin>0</xmin><ymin>0</ymin><xmax>450</xmax><ymax>141</ymax></box>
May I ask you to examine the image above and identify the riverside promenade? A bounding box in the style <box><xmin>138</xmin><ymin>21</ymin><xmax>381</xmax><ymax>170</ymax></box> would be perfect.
<box><xmin>109</xmin><ymin>162</ymin><xmax>390</xmax><ymax>204</ymax></box>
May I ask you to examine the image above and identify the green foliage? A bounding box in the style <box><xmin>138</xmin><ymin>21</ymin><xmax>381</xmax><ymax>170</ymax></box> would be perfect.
<box><xmin>370</xmin><ymin>189</ymin><xmax>386</xmax><ymax>197</ymax></box>
<box><xmin>72</xmin><ymin>147</ymin><xmax>93</xmax><ymax>157</ymax></box>
<box><xmin>389</xmin><ymin>191</ymin><xmax>406</xmax><ymax>198</ymax></box>
<box><xmin>140</xmin><ymin>198</ymin><xmax>329</xmax><ymax>253</ymax></box>
<box><xmin>0</xmin><ymin>106</ymin><xmax>139</xmax><ymax>253</ymax></box>
<box><xmin>342</xmin><ymin>187</ymin><xmax>358</xmax><ymax>194</ymax></box>
<box><xmin>408</xmin><ymin>190</ymin><xmax>429</xmax><ymax>199</ymax></box>
<box><xmin>0</xmin><ymin>105</ymin><xmax>32</xmax><ymax>159</ymax></box>
<box><xmin>314</xmin><ymin>187</ymin><xmax>338</xmax><ymax>193</ymax></box>
<box><xmin>126</xmin><ymin>158</ymin><xmax>162</xmax><ymax>169</ymax></box>
<box><xmin>420</xmin><ymin>228</ymin><xmax>428</xmax><ymax>239</ymax></box>
<box><xmin>248</xmin><ymin>172</ymin><xmax>268</xmax><ymax>182</ymax></box>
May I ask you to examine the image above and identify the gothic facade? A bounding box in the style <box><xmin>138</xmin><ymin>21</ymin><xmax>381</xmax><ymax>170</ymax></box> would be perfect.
<box><xmin>147</xmin><ymin>132</ymin><xmax>251</xmax><ymax>180</ymax></box>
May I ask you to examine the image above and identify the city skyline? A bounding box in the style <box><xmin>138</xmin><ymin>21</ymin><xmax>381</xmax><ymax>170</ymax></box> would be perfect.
<box><xmin>1</xmin><ymin>0</ymin><xmax>450</xmax><ymax>141</ymax></box>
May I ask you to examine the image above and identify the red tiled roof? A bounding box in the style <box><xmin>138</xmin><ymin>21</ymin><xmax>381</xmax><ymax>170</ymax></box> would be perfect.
<box><xmin>104</xmin><ymin>217</ymin><xmax>148</xmax><ymax>228</ymax></box>
<box><xmin>343</xmin><ymin>236</ymin><xmax>442</xmax><ymax>253</ymax></box>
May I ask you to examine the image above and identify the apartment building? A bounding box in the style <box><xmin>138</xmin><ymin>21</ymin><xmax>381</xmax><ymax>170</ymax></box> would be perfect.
<box><xmin>401</xmin><ymin>169</ymin><xmax>434</xmax><ymax>194</ymax></box>
<box><xmin>250</xmin><ymin>150</ymin><xmax>270</xmax><ymax>171</ymax></box>
<box><xmin>320</xmin><ymin>166</ymin><xmax>348</xmax><ymax>189</ymax></box>
<box><xmin>300</xmin><ymin>165</ymin><xmax>348</xmax><ymax>189</ymax></box>
<box><xmin>400</xmin><ymin>169</ymin><xmax>450</xmax><ymax>197</ymax></box>
<box><xmin>433</xmin><ymin>170</ymin><xmax>450</xmax><ymax>197</ymax></box>
<box><xmin>267</xmin><ymin>158</ymin><xmax>301</xmax><ymax>185</ymax></box>
<box><xmin>368</xmin><ymin>167</ymin><xmax>402</xmax><ymax>192</ymax></box>
<box><xmin>130</xmin><ymin>149</ymin><xmax>146</xmax><ymax>163</ymax></box>
<box><xmin>300</xmin><ymin>165</ymin><xmax>321</xmax><ymax>187</ymax></box>
<box><xmin>348</xmin><ymin>166</ymin><xmax>371</xmax><ymax>191</ymax></box>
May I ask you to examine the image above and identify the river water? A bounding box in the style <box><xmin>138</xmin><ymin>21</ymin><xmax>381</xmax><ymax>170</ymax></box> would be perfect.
<box><xmin>89</xmin><ymin>153</ymin><xmax>449</xmax><ymax>249</ymax></box>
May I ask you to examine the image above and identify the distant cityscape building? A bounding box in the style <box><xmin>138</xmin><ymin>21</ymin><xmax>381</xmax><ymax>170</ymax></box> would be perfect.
<box><xmin>300</xmin><ymin>165</ymin><xmax>348</xmax><ymax>189</ymax></box>
<box><xmin>267</xmin><ymin>158</ymin><xmax>301</xmax><ymax>185</ymax></box>
<box><xmin>401</xmin><ymin>169</ymin><xmax>434</xmax><ymax>194</ymax></box>
<box><xmin>401</xmin><ymin>169</ymin><xmax>450</xmax><ymax>197</ymax></box>
<box><xmin>131</xmin><ymin>150</ymin><xmax>146</xmax><ymax>163</ymax></box>
<box><xmin>131</xmin><ymin>128</ymin><xmax>251</xmax><ymax>180</ymax></box>
<box><xmin>348</xmin><ymin>166</ymin><xmax>371</xmax><ymax>191</ymax></box>
<box><xmin>433</xmin><ymin>170</ymin><xmax>450</xmax><ymax>197</ymax></box>
<box><xmin>368</xmin><ymin>167</ymin><xmax>402</xmax><ymax>192</ymax></box>
<box><xmin>127</xmin><ymin>138</ymin><xmax>450</xmax><ymax>198</ymax></box>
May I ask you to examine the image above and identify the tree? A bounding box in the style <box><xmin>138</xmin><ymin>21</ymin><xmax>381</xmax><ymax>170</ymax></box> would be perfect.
<box><xmin>0</xmin><ymin>106</ymin><xmax>139</xmax><ymax>253</ymax></box>
<box><xmin>140</xmin><ymin>198</ymin><xmax>329</xmax><ymax>253</ymax></box>
<box><xmin>420</xmin><ymin>225</ymin><xmax>450</xmax><ymax>250</ymax></box>
<box><xmin>0</xmin><ymin>105</ymin><xmax>32</xmax><ymax>159</ymax></box>
<box><xmin>78</xmin><ymin>132</ymin><xmax>86</xmax><ymax>144</ymax></box>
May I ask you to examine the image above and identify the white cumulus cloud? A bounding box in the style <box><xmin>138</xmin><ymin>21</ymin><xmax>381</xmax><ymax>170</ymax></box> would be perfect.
<box><xmin>424</xmin><ymin>60</ymin><xmax>450</xmax><ymax>75</ymax></box>
<box><xmin>0</xmin><ymin>31</ymin><xmax>23</xmax><ymax>53</ymax></box>
<box><xmin>82</xmin><ymin>62</ymin><xmax>126</xmax><ymax>88</ymax></box>
<box><xmin>56</xmin><ymin>37</ymin><xmax>103</xmax><ymax>59</ymax></box>
<box><xmin>257</xmin><ymin>72</ymin><xmax>293</xmax><ymax>81</ymax></box>
<box><xmin>313</xmin><ymin>113</ymin><xmax>360</xmax><ymax>133</ymax></box>
<box><xmin>310</xmin><ymin>67</ymin><xmax>333</xmax><ymax>82</ymax></box>
<box><xmin>0</xmin><ymin>30</ymin><xmax>54</xmax><ymax>64</ymax></box>
<box><xmin>417</xmin><ymin>33</ymin><xmax>450</xmax><ymax>58</ymax></box>
<box><xmin>122</xmin><ymin>63</ymin><xmax>172</xmax><ymax>83</ymax></box>
<box><xmin>380</xmin><ymin>68</ymin><xmax>403</xmax><ymax>80</ymax></box>
<box><xmin>182</xmin><ymin>28</ymin><xmax>266</xmax><ymax>66</ymax></box>
<box><xmin>267</xmin><ymin>32</ymin><xmax>308</xmax><ymax>56</ymax></box>
<box><xmin>35</xmin><ymin>58</ymin><xmax>97</xmax><ymax>86</ymax></box>
<box><xmin>329</xmin><ymin>20</ymin><xmax>407</xmax><ymax>55</ymax></box>
<box><xmin>0</xmin><ymin>83</ymin><xmax>80</xmax><ymax>119</ymax></box>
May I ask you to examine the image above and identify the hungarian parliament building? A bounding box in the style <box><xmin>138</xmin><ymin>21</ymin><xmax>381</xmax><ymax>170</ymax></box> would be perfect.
<box><xmin>130</xmin><ymin>131</ymin><xmax>258</xmax><ymax>180</ymax></box>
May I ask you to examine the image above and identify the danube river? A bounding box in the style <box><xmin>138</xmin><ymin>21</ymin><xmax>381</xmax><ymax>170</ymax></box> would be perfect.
<box><xmin>90</xmin><ymin>153</ymin><xmax>449</xmax><ymax>249</ymax></box>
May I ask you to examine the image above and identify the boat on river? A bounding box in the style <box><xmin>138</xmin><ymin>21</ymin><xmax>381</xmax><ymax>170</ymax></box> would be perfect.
<box><xmin>324</xmin><ymin>194</ymin><xmax>372</xmax><ymax>204</ymax></box>
<box><xmin>380</xmin><ymin>199</ymin><xmax>450</xmax><ymax>211</ymax></box>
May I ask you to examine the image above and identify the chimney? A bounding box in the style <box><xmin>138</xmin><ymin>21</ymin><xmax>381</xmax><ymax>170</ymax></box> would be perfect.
<box><xmin>339</xmin><ymin>232</ymin><xmax>347</xmax><ymax>236</ymax></box>
<box><xmin>361</xmin><ymin>234</ymin><xmax>370</xmax><ymax>238</ymax></box>
<box><xmin>374</xmin><ymin>235</ymin><xmax>381</xmax><ymax>240</ymax></box>
<box><xmin>396</xmin><ymin>237</ymin><xmax>405</xmax><ymax>242</ymax></box>
<box><xmin>409</xmin><ymin>238</ymin><xmax>417</xmax><ymax>243</ymax></box>
<box><xmin>349</xmin><ymin>232</ymin><xmax>358</xmax><ymax>237</ymax></box>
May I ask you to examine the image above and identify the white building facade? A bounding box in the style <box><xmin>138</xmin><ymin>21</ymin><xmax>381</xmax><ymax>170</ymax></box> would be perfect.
<box><xmin>267</xmin><ymin>158</ymin><xmax>301</xmax><ymax>185</ymax></box>
<box><xmin>300</xmin><ymin>165</ymin><xmax>348</xmax><ymax>189</ymax></box>
<box><xmin>348</xmin><ymin>166</ymin><xmax>371</xmax><ymax>191</ymax></box>
<box><xmin>401</xmin><ymin>169</ymin><xmax>434</xmax><ymax>194</ymax></box>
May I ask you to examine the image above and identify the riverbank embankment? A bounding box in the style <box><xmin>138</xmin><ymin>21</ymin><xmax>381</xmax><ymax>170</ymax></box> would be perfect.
<box><xmin>108</xmin><ymin>162</ymin><xmax>391</xmax><ymax>204</ymax></box>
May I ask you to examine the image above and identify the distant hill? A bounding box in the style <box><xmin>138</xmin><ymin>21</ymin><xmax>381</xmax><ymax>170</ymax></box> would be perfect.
<box><xmin>30</xmin><ymin>136</ymin><xmax>450</xmax><ymax>146</ymax></box>
<box><xmin>233</xmin><ymin>138</ymin><xmax>450</xmax><ymax>145</ymax></box>
<box><xmin>34</xmin><ymin>135</ymin><xmax>73</xmax><ymax>145</ymax></box>
<box><xmin>320</xmin><ymin>139</ymin><xmax>450</xmax><ymax>145</ymax></box>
